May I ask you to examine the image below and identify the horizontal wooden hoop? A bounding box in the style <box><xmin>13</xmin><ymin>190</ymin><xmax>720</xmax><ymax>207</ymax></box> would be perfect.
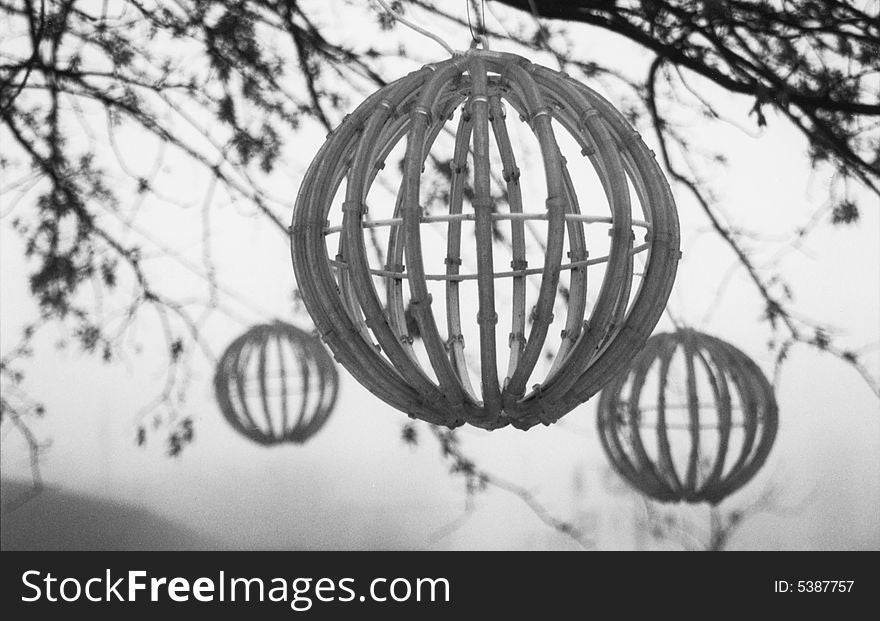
<box><xmin>322</xmin><ymin>212</ymin><xmax>653</xmax><ymax>235</ymax></box>
<box><xmin>328</xmin><ymin>243</ymin><xmax>651</xmax><ymax>281</ymax></box>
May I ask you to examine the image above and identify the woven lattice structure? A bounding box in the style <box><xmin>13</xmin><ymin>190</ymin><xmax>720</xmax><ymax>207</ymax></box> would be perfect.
<box><xmin>214</xmin><ymin>322</ymin><xmax>338</xmax><ymax>445</ymax></box>
<box><xmin>291</xmin><ymin>49</ymin><xmax>680</xmax><ymax>430</ymax></box>
<box><xmin>597</xmin><ymin>329</ymin><xmax>778</xmax><ymax>505</ymax></box>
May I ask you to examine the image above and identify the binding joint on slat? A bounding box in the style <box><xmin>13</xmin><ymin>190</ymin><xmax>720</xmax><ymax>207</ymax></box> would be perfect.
<box><xmin>409</xmin><ymin>294</ymin><xmax>433</xmax><ymax>310</ymax></box>
<box><xmin>560</xmin><ymin>327</ymin><xmax>580</xmax><ymax>342</ymax></box>
<box><xmin>530</xmin><ymin>384</ymin><xmax>557</xmax><ymax>426</ymax></box>
<box><xmin>412</xmin><ymin>105</ymin><xmax>431</xmax><ymax>123</ymax></box>
<box><xmin>472</xmin><ymin>198</ymin><xmax>494</xmax><ymax>211</ymax></box>
<box><xmin>546</xmin><ymin>196</ymin><xmax>567</xmax><ymax>212</ymax></box>
<box><xmin>529</xmin><ymin>106</ymin><xmax>552</xmax><ymax>124</ymax></box>
<box><xmin>342</xmin><ymin>200</ymin><xmax>365</xmax><ymax>216</ymax></box>
<box><xmin>446</xmin><ymin>333</ymin><xmax>464</xmax><ymax>349</ymax></box>
<box><xmin>477</xmin><ymin>311</ymin><xmax>498</xmax><ymax>326</ymax></box>
<box><xmin>579</xmin><ymin>108</ymin><xmax>600</xmax><ymax>127</ymax></box>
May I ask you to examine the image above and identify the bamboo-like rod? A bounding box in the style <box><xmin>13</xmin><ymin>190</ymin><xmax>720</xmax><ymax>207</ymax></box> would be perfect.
<box><xmin>499</xmin><ymin>62</ymin><xmax>567</xmax><ymax>403</ymax></box>
<box><xmin>488</xmin><ymin>95</ymin><xmax>528</xmax><ymax>386</ymax></box>
<box><xmin>327</xmin><ymin>247</ymin><xmax>648</xmax><ymax>282</ymax></box>
<box><xmin>653</xmin><ymin>335</ymin><xmax>683</xmax><ymax>498</ymax></box>
<box><xmin>291</xmin><ymin>69</ymin><xmax>445</xmax><ymax>422</ymax></box>
<box><xmin>682</xmin><ymin>332</ymin><xmax>702</xmax><ymax>499</ymax></box>
<box><xmin>323</xmin><ymin>213</ymin><xmax>653</xmax><ymax>235</ymax></box>
<box><xmin>445</xmin><ymin>109</ymin><xmax>480</xmax><ymax>402</ymax></box>
<box><xmin>468</xmin><ymin>55</ymin><xmax>503</xmax><ymax>417</ymax></box>
<box><xmin>694</xmin><ymin>342</ymin><xmax>732</xmax><ymax>498</ymax></box>
<box><xmin>547</xmin><ymin>157</ymin><xmax>588</xmax><ymax>376</ymax></box>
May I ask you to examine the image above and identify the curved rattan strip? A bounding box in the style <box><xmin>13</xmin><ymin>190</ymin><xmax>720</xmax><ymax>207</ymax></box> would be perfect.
<box><xmin>277</xmin><ymin>328</ymin><xmax>290</xmax><ymax>434</ymax></box>
<box><xmin>709</xmin><ymin>338</ymin><xmax>760</xmax><ymax>490</ymax></box>
<box><xmin>498</xmin><ymin>62</ymin><xmax>568</xmax><ymax>406</ymax></box>
<box><xmin>524</xmin><ymin>74</ymin><xmax>635</xmax><ymax>403</ymax></box>
<box><xmin>216</xmin><ymin>326</ymin><xmax>270</xmax><ymax>445</ymax></box>
<box><xmin>544</xmin><ymin>94</ymin><xmax>646</xmax><ymax>346</ymax></box>
<box><xmin>548</xmin><ymin>126</ymin><xmax>633</xmax><ymax>382</ymax></box>
<box><xmin>214</xmin><ymin>331</ymin><xmax>249</xmax><ymax>440</ymax></box>
<box><xmin>354</xmin><ymin>90</ymin><xmax>444</xmax><ymax>357</ymax></box>
<box><xmin>693</xmin><ymin>334</ymin><xmax>734</xmax><ymax>500</ymax></box>
<box><xmin>334</xmin><ymin>108</ymin><xmax>415</xmax><ymax>351</ymax></box>
<box><xmin>681</xmin><ymin>332</ymin><xmax>702</xmax><ymax>500</ymax></box>
<box><xmin>290</xmin><ymin>328</ymin><xmax>312</xmax><ymax>439</ymax></box>
<box><xmin>716</xmin><ymin>342</ymin><xmax>778</xmax><ymax>501</ymax></box>
<box><xmin>323</xmin><ymin>212</ymin><xmax>652</xmax><ymax>234</ymax></box>
<box><xmin>343</xmin><ymin>68</ymin><xmax>454</xmax><ymax>411</ymax></box>
<box><xmin>381</xmin><ymin>95</ymin><xmax>464</xmax><ymax>378</ymax></box>
<box><xmin>292</xmin><ymin>70</ymin><xmax>449</xmax><ymax>424</ymax></box>
<box><xmin>696</xmin><ymin>339</ymin><xmax>753</xmax><ymax>502</ymax></box>
<box><xmin>702</xmin><ymin>342</ymin><xmax>755</xmax><ymax>502</ymax></box>
<box><xmin>531</xmin><ymin>81</ymin><xmax>634</xmax><ymax>284</ymax></box>
<box><xmin>596</xmin><ymin>364</ymin><xmax>652</xmax><ymax>497</ymax></box>
<box><xmin>235</xmin><ymin>332</ymin><xmax>260</xmax><ymax>437</ymax></box>
<box><xmin>467</xmin><ymin>56</ymin><xmax>504</xmax><ymax>416</ymax></box>
<box><xmin>445</xmin><ymin>110</ymin><xmax>480</xmax><ymax>402</ymax></box>
<box><xmin>547</xmin><ymin>160</ymin><xmax>589</xmax><ymax>377</ymax></box>
<box><xmin>627</xmin><ymin>336</ymin><xmax>676</xmax><ymax>500</ymax></box>
<box><xmin>294</xmin><ymin>334</ymin><xmax>334</xmax><ymax>442</ymax></box>
<box><xmin>328</xmin><ymin>250</ymin><xmax>649</xmax><ymax>282</ymax></box>
<box><xmin>552</xmin><ymin>98</ymin><xmax>679</xmax><ymax>423</ymax></box>
<box><xmin>654</xmin><ymin>334</ymin><xmax>684</xmax><ymax>498</ymax></box>
<box><xmin>488</xmin><ymin>95</ymin><xmax>528</xmax><ymax>387</ymax></box>
<box><xmin>306</xmin><ymin>329</ymin><xmax>336</xmax><ymax>439</ymax></box>
<box><xmin>402</xmin><ymin>59</ymin><xmax>477</xmax><ymax>415</ymax></box>
<box><xmin>376</xmin><ymin>107</ymin><xmax>441</xmax><ymax>357</ymax></box>
<box><xmin>703</xmin><ymin>336</ymin><xmax>777</xmax><ymax>503</ymax></box>
<box><xmin>257</xmin><ymin>327</ymin><xmax>276</xmax><ymax>435</ymax></box>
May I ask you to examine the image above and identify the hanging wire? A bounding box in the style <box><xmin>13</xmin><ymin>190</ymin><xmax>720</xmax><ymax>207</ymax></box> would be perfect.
<box><xmin>465</xmin><ymin>0</ymin><xmax>490</xmax><ymax>49</ymax></box>
<box><xmin>372</xmin><ymin>0</ymin><xmax>456</xmax><ymax>56</ymax></box>
<box><xmin>466</xmin><ymin>0</ymin><xmax>477</xmax><ymax>42</ymax></box>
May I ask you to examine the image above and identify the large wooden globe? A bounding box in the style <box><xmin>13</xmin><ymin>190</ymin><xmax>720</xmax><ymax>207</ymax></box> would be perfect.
<box><xmin>214</xmin><ymin>322</ymin><xmax>339</xmax><ymax>446</ymax></box>
<box><xmin>291</xmin><ymin>49</ymin><xmax>680</xmax><ymax>430</ymax></box>
<box><xmin>597</xmin><ymin>329</ymin><xmax>779</xmax><ymax>504</ymax></box>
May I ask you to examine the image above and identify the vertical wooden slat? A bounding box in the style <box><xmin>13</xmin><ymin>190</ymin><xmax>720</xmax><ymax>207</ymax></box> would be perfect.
<box><xmin>292</xmin><ymin>69</ymin><xmax>443</xmax><ymax>423</ymax></box>
<box><xmin>487</xmin><ymin>96</ymin><xmax>528</xmax><ymax>389</ymax></box>
<box><xmin>498</xmin><ymin>62</ymin><xmax>567</xmax><ymax>406</ymax></box>
<box><xmin>694</xmin><ymin>338</ymin><xmax>732</xmax><ymax>501</ymax></box>
<box><xmin>445</xmin><ymin>109</ymin><xmax>480</xmax><ymax>402</ymax></box>
<box><xmin>653</xmin><ymin>335</ymin><xmax>683</xmax><ymax>498</ymax></box>
<box><xmin>681</xmin><ymin>330</ymin><xmax>702</xmax><ymax>500</ymax></box>
<box><xmin>276</xmin><ymin>327</ymin><xmax>290</xmax><ymax>436</ymax></box>
<box><xmin>467</xmin><ymin>55</ymin><xmax>503</xmax><ymax>417</ymax></box>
